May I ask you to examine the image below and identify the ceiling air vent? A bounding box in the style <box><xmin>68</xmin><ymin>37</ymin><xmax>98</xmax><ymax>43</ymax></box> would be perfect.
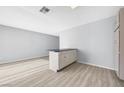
<box><xmin>40</xmin><ymin>6</ymin><xmax>50</xmax><ymax>14</ymax></box>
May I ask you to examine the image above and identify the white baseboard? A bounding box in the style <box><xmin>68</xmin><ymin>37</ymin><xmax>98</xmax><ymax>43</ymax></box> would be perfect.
<box><xmin>78</xmin><ymin>61</ymin><xmax>115</xmax><ymax>71</ymax></box>
<box><xmin>0</xmin><ymin>55</ymin><xmax>48</xmax><ymax>65</ymax></box>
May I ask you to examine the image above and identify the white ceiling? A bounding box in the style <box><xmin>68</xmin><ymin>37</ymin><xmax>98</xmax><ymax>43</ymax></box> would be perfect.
<box><xmin>0</xmin><ymin>6</ymin><xmax>123</xmax><ymax>36</ymax></box>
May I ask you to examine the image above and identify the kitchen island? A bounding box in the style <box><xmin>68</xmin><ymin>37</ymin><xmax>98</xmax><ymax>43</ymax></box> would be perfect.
<box><xmin>49</xmin><ymin>49</ymin><xmax>77</xmax><ymax>72</ymax></box>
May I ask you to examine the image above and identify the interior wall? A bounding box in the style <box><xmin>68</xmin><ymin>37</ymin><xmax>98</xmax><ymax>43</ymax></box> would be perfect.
<box><xmin>0</xmin><ymin>25</ymin><xmax>59</xmax><ymax>64</ymax></box>
<box><xmin>59</xmin><ymin>16</ymin><xmax>116</xmax><ymax>70</ymax></box>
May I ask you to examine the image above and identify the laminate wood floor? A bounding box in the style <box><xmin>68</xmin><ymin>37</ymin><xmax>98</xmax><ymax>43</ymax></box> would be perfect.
<box><xmin>0</xmin><ymin>57</ymin><xmax>124</xmax><ymax>87</ymax></box>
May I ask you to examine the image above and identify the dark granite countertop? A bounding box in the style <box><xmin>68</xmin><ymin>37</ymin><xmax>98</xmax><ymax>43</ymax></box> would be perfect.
<box><xmin>48</xmin><ymin>49</ymin><xmax>77</xmax><ymax>52</ymax></box>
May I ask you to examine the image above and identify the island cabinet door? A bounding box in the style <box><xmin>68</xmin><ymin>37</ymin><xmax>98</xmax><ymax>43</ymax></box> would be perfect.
<box><xmin>59</xmin><ymin>52</ymin><xmax>69</xmax><ymax>69</ymax></box>
<box><xmin>59</xmin><ymin>50</ymin><xmax>77</xmax><ymax>69</ymax></box>
<box><xmin>67</xmin><ymin>50</ymin><xmax>77</xmax><ymax>62</ymax></box>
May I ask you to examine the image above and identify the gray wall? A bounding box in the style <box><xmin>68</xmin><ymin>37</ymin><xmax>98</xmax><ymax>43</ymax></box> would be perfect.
<box><xmin>60</xmin><ymin>16</ymin><xmax>116</xmax><ymax>70</ymax></box>
<box><xmin>0</xmin><ymin>25</ymin><xmax>59</xmax><ymax>64</ymax></box>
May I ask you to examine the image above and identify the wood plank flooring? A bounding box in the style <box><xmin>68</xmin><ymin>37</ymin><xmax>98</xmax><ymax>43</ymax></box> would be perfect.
<box><xmin>0</xmin><ymin>57</ymin><xmax>124</xmax><ymax>87</ymax></box>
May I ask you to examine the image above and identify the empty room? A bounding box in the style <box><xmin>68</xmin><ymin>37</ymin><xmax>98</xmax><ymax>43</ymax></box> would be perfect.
<box><xmin>1</xmin><ymin>6</ymin><xmax>124</xmax><ymax>87</ymax></box>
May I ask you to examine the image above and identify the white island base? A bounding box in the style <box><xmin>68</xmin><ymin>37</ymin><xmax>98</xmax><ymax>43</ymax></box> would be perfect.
<box><xmin>49</xmin><ymin>49</ymin><xmax>77</xmax><ymax>72</ymax></box>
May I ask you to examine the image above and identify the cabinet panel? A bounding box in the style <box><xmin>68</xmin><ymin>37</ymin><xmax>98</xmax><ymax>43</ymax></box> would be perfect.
<box><xmin>59</xmin><ymin>53</ymin><xmax>69</xmax><ymax>69</ymax></box>
<box><xmin>49</xmin><ymin>49</ymin><xmax>77</xmax><ymax>72</ymax></box>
